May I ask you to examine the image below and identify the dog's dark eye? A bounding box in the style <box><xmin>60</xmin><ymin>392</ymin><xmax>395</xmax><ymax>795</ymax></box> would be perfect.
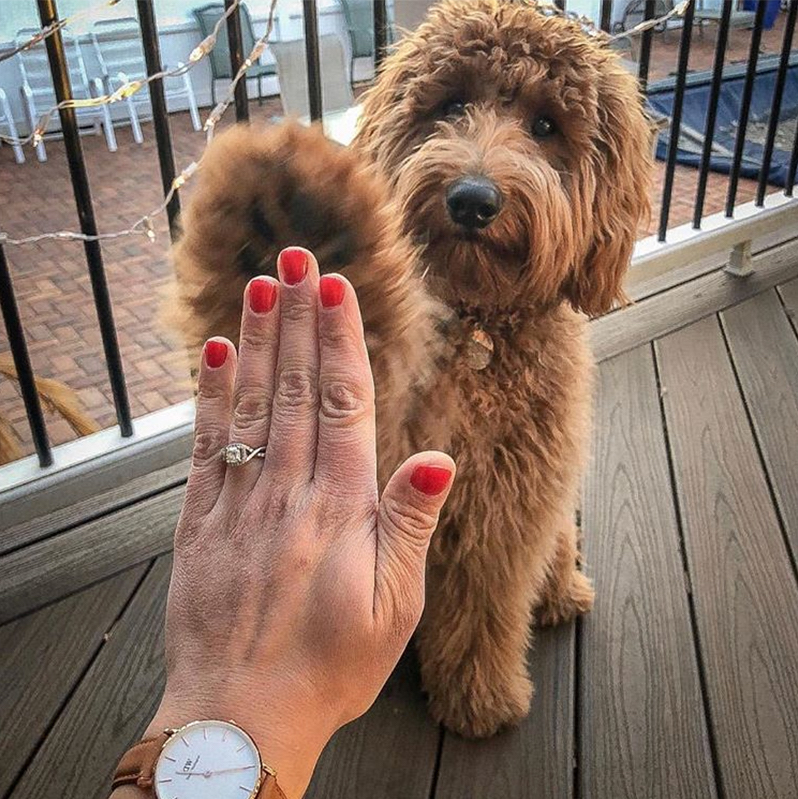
<box><xmin>442</xmin><ymin>99</ymin><xmax>467</xmax><ymax>118</ymax></box>
<box><xmin>531</xmin><ymin>116</ymin><xmax>557</xmax><ymax>138</ymax></box>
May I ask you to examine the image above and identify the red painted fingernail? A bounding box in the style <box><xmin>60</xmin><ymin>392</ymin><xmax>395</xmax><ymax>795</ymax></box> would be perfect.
<box><xmin>319</xmin><ymin>275</ymin><xmax>346</xmax><ymax>308</ymax></box>
<box><xmin>249</xmin><ymin>278</ymin><xmax>277</xmax><ymax>313</ymax></box>
<box><xmin>205</xmin><ymin>340</ymin><xmax>228</xmax><ymax>368</ymax></box>
<box><xmin>410</xmin><ymin>465</ymin><xmax>452</xmax><ymax>496</ymax></box>
<box><xmin>279</xmin><ymin>247</ymin><xmax>308</xmax><ymax>285</ymax></box>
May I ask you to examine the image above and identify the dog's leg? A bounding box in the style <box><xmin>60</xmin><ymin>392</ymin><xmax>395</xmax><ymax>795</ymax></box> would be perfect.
<box><xmin>415</xmin><ymin>530</ymin><xmax>552</xmax><ymax>738</ymax></box>
<box><xmin>535</xmin><ymin>517</ymin><xmax>594</xmax><ymax>627</ymax></box>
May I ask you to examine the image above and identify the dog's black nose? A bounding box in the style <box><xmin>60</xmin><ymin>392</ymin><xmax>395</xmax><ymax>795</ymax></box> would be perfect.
<box><xmin>446</xmin><ymin>176</ymin><xmax>503</xmax><ymax>230</ymax></box>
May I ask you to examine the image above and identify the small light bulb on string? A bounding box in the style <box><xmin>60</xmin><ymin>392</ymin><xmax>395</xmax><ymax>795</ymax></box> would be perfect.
<box><xmin>142</xmin><ymin>218</ymin><xmax>157</xmax><ymax>243</ymax></box>
<box><xmin>174</xmin><ymin>162</ymin><xmax>199</xmax><ymax>190</ymax></box>
<box><xmin>190</xmin><ymin>34</ymin><xmax>216</xmax><ymax>63</ymax></box>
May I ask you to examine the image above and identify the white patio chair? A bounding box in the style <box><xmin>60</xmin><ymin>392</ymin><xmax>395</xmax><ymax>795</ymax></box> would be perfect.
<box><xmin>0</xmin><ymin>88</ymin><xmax>25</xmax><ymax>164</ymax></box>
<box><xmin>15</xmin><ymin>29</ymin><xmax>117</xmax><ymax>162</ymax></box>
<box><xmin>91</xmin><ymin>17</ymin><xmax>201</xmax><ymax>144</ymax></box>
<box><xmin>270</xmin><ymin>34</ymin><xmax>354</xmax><ymax>117</ymax></box>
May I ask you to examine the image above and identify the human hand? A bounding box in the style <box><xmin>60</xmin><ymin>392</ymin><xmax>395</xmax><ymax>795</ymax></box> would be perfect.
<box><xmin>143</xmin><ymin>247</ymin><xmax>455</xmax><ymax>798</ymax></box>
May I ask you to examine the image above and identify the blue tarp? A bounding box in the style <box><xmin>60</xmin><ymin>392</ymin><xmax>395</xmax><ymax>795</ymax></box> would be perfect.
<box><xmin>647</xmin><ymin>57</ymin><xmax>798</xmax><ymax>187</ymax></box>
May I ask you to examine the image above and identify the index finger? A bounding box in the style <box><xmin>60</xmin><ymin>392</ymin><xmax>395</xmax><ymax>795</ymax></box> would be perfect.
<box><xmin>314</xmin><ymin>273</ymin><xmax>377</xmax><ymax>494</ymax></box>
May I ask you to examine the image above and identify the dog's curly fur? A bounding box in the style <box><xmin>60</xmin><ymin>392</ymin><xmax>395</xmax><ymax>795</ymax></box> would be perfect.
<box><xmin>169</xmin><ymin>0</ymin><xmax>652</xmax><ymax>738</ymax></box>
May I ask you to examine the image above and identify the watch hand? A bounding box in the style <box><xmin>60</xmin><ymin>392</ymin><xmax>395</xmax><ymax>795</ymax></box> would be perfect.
<box><xmin>204</xmin><ymin>766</ymin><xmax>256</xmax><ymax>776</ymax></box>
<box><xmin>180</xmin><ymin>765</ymin><xmax>254</xmax><ymax>779</ymax></box>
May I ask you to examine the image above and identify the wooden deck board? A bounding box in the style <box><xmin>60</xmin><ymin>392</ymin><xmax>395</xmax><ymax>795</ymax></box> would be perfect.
<box><xmin>8</xmin><ymin>557</ymin><xmax>171</xmax><ymax>799</ymax></box>
<box><xmin>0</xmin><ymin>485</ymin><xmax>180</xmax><ymax>625</ymax></box>
<box><xmin>433</xmin><ymin>624</ymin><xmax>574</xmax><ymax>799</ymax></box>
<box><xmin>777</xmin><ymin>276</ymin><xmax>798</xmax><ymax>337</ymax></box>
<box><xmin>0</xmin><ymin>460</ymin><xmax>189</xmax><ymax>556</ymax></box>
<box><xmin>0</xmin><ymin>565</ymin><xmax>147</xmax><ymax>797</ymax></box>
<box><xmin>656</xmin><ymin>315</ymin><xmax>798</xmax><ymax>798</ymax></box>
<box><xmin>306</xmin><ymin>649</ymin><xmax>440</xmax><ymax>799</ymax></box>
<box><xmin>3</xmin><ymin>267</ymin><xmax>798</xmax><ymax>798</ymax></box>
<box><xmin>721</xmin><ymin>289</ymin><xmax>798</xmax><ymax>566</ymax></box>
<box><xmin>590</xmin><ymin>237</ymin><xmax>798</xmax><ymax>363</ymax></box>
<box><xmin>579</xmin><ymin>344</ymin><xmax>716</xmax><ymax>799</ymax></box>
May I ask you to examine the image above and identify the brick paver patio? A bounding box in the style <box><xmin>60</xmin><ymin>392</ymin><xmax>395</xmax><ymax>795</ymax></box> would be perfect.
<box><xmin>0</xmin><ymin>14</ymin><xmax>794</xmax><ymax>462</ymax></box>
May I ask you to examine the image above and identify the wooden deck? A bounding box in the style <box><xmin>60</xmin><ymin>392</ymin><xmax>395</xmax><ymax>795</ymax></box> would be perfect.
<box><xmin>2</xmin><ymin>237</ymin><xmax>798</xmax><ymax>799</ymax></box>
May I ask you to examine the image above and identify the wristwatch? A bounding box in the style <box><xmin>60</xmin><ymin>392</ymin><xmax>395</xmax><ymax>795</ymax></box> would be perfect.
<box><xmin>112</xmin><ymin>719</ymin><xmax>287</xmax><ymax>799</ymax></box>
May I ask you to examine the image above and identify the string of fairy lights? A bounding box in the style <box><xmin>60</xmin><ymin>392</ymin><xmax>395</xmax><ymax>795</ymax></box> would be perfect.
<box><xmin>0</xmin><ymin>0</ymin><xmax>690</xmax><ymax>249</ymax></box>
<box><xmin>0</xmin><ymin>0</ymin><xmax>277</xmax><ymax>247</ymax></box>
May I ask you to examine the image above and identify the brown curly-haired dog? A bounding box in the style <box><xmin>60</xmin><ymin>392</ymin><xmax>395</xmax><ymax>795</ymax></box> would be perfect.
<box><xmin>170</xmin><ymin>0</ymin><xmax>652</xmax><ymax>738</ymax></box>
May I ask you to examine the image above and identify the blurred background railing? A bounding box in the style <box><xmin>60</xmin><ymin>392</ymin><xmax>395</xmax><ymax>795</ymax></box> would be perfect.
<box><xmin>0</xmin><ymin>0</ymin><xmax>796</xmax><ymax>523</ymax></box>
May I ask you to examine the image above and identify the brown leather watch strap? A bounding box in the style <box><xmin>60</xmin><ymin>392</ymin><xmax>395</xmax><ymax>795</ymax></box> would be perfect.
<box><xmin>259</xmin><ymin>772</ymin><xmax>288</xmax><ymax>799</ymax></box>
<box><xmin>112</xmin><ymin>732</ymin><xmax>169</xmax><ymax>790</ymax></box>
<box><xmin>112</xmin><ymin>731</ymin><xmax>288</xmax><ymax>798</ymax></box>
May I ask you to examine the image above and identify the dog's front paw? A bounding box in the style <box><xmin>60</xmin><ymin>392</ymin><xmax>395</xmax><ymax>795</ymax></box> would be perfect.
<box><xmin>424</xmin><ymin>665</ymin><xmax>533</xmax><ymax>738</ymax></box>
<box><xmin>180</xmin><ymin>121</ymin><xmax>390</xmax><ymax>277</ymax></box>
<box><xmin>536</xmin><ymin>569</ymin><xmax>594</xmax><ymax>627</ymax></box>
<box><xmin>169</xmin><ymin>121</ymin><xmax>411</xmax><ymax>351</ymax></box>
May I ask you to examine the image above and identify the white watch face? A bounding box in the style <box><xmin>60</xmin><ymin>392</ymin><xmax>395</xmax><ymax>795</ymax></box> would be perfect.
<box><xmin>153</xmin><ymin>720</ymin><xmax>262</xmax><ymax>799</ymax></box>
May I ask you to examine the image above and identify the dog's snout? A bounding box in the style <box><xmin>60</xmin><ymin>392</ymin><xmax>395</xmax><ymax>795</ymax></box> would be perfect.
<box><xmin>446</xmin><ymin>176</ymin><xmax>503</xmax><ymax>230</ymax></box>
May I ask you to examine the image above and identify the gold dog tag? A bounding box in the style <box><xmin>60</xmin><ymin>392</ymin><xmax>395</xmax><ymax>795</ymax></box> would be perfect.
<box><xmin>466</xmin><ymin>326</ymin><xmax>494</xmax><ymax>371</ymax></box>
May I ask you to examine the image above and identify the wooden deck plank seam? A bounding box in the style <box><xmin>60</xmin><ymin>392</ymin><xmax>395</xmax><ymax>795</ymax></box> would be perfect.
<box><xmin>0</xmin><ymin>559</ymin><xmax>156</xmax><ymax>799</ymax></box>
<box><xmin>0</xmin><ymin>555</ymin><xmax>169</xmax><ymax>629</ymax></box>
<box><xmin>716</xmin><ymin>308</ymin><xmax>798</xmax><ymax>588</ymax></box>
<box><xmin>572</xmin><ymin>616</ymin><xmax>584</xmax><ymax>799</ymax></box>
<box><xmin>650</xmin><ymin>338</ymin><xmax>725</xmax><ymax>799</ymax></box>
<box><xmin>1</xmin><ymin>473</ymin><xmax>188</xmax><ymax>560</ymax></box>
<box><xmin>426</xmin><ymin>726</ymin><xmax>446</xmax><ymax>799</ymax></box>
<box><xmin>775</xmin><ymin>281</ymin><xmax>798</xmax><ymax>341</ymax></box>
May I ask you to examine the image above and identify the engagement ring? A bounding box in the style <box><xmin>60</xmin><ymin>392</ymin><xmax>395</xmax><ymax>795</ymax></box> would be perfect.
<box><xmin>220</xmin><ymin>443</ymin><xmax>266</xmax><ymax>465</ymax></box>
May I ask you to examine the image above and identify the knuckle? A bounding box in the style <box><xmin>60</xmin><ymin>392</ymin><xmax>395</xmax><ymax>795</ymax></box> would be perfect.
<box><xmin>281</xmin><ymin>297</ymin><xmax>314</xmax><ymax>324</ymax></box>
<box><xmin>380</xmin><ymin>495</ymin><xmax>437</xmax><ymax>545</ymax></box>
<box><xmin>198</xmin><ymin>381</ymin><xmax>228</xmax><ymax>403</ymax></box>
<box><xmin>232</xmin><ymin>390</ymin><xmax>271</xmax><ymax>428</ymax></box>
<box><xmin>239</xmin><ymin>326</ymin><xmax>274</xmax><ymax>353</ymax></box>
<box><xmin>319</xmin><ymin>323</ymin><xmax>350</xmax><ymax>350</ymax></box>
<box><xmin>319</xmin><ymin>380</ymin><xmax>369</xmax><ymax>424</ymax></box>
<box><xmin>192</xmin><ymin>428</ymin><xmax>224</xmax><ymax>468</ymax></box>
<box><xmin>275</xmin><ymin>367</ymin><xmax>315</xmax><ymax>410</ymax></box>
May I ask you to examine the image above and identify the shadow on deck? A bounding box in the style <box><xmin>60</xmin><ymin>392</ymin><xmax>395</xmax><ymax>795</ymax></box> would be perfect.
<box><xmin>2</xmin><ymin>242</ymin><xmax>798</xmax><ymax>798</ymax></box>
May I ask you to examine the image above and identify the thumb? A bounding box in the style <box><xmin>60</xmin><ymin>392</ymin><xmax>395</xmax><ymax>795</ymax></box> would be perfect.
<box><xmin>374</xmin><ymin>451</ymin><xmax>455</xmax><ymax>633</ymax></box>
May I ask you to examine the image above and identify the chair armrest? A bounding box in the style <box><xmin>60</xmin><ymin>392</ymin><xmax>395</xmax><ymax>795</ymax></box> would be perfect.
<box><xmin>0</xmin><ymin>87</ymin><xmax>13</xmax><ymax>118</ymax></box>
<box><xmin>90</xmin><ymin>77</ymin><xmax>105</xmax><ymax>99</ymax></box>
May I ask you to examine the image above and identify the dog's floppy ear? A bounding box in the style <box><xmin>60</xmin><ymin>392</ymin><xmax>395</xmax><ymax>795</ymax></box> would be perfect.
<box><xmin>565</xmin><ymin>65</ymin><xmax>652</xmax><ymax>318</ymax></box>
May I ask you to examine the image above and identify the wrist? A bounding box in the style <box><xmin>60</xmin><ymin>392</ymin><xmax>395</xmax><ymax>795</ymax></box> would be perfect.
<box><xmin>144</xmin><ymin>682</ymin><xmax>335</xmax><ymax>799</ymax></box>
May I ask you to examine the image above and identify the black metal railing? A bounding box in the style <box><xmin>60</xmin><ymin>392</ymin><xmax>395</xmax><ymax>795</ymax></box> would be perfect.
<box><xmin>39</xmin><ymin>0</ymin><xmax>134</xmax><ymax>441</ymax></box>
<box><xmin>631</xmin><ymin>0</ymin><xmax>798</xmax><ymax>238</ymax></box>
<box><xmin>0</xmin><ymin>0</ymin><xmax>389</xmax><ymax>469</ymax></box>
<box><xmin>1</xmin><ymin>0</ymin><xmax>795</xmax><ymax>470</ymax></box>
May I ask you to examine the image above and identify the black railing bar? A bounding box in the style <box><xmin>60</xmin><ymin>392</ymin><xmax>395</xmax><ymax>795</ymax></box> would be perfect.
<box><xmin>600</xmin><ymin>0</ymin><xmax>613</xmax><ymax>33</ymax></box>
<box><xmin>756</xmin><ymin>0</ymin><xmax>798</xmax><ymax>207</ymax></box>
<box><xmin>38</xmin><ymin>0</ymin><xmax>133</xmax><ymax>438</ymax></box>
<box><xmin>658</xmin><ymin>0</ymin><xmax>695</xmax><ymax>242</ymax></box>
<box><xmin>302</xmin><ymin>0</ymin><xmax>322</xmax><ymax>122</ymax></box>
<box><xmin>373</xmin><ymin>0</ymin><xmax>388</xmax><ymax>72</ymax></box>
<box><xmin>224</xmin><ymin>0</ymin><xmax>249</xmax><ymax>122</ymax></box>
<box><xmin>637</xmin><ymin>0</ymin><xmax>656</xmax><ymax>91</ymax></box>
<box><xmin>0</xmin><ymin>244</ymin><xmax>52</xmax><ymax>467</ymax></box>
<box><xmin>725</xmin><ymin>0</ymin><xmax>767</xmax><ymax>217</ymax></box>
<box><xmin>136</xmin><ymin>0</ymin><xmax>180</xmax><ymax>240</ymax></box>
<box><xmin>693</xmin><ymin>0</ymin><xmax>732</xmax><ymax>229</ymax></box>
